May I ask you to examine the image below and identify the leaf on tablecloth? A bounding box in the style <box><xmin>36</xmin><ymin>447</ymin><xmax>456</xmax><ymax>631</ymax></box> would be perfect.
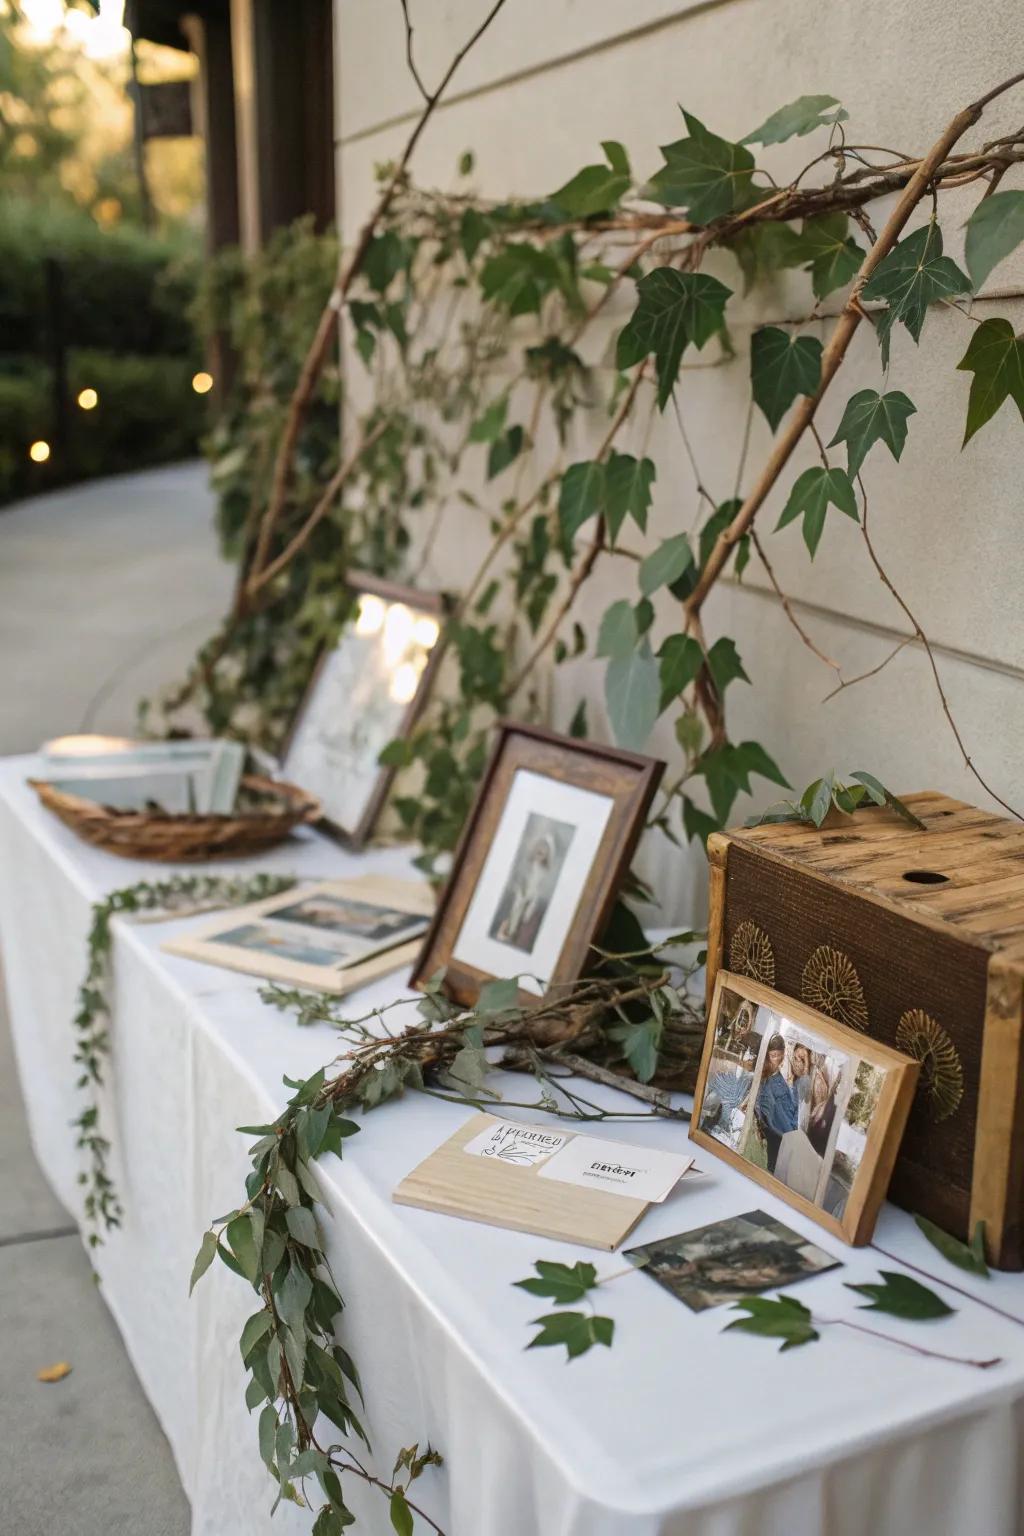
<box><xmin>514</xmin><ymin>1260</ymin><xmax>598</xmax><ymax>1306</ymax></box>
<box><xmin>724</xmin><ymin>1294</ymin><xmax>819</xmax><ymax>1351</ymax></box>
<box><xmin>914</xmin><ymin>1215</ymin><xmax>990</xmax><ymax>1277</ymax></box>
<box><xmin>846</xmin><ymin>1270</ymin><xmax>954</xmax><ymax>1320</ymax></box>
<box><xmin>36</xmin><ymin>1361</ymin><xmax>72</xmax><ymax>1382</ymax></box>
<box><xmin>527</xmin><ymin>1310</ymin><xmax>614</xmax><ymax>1359</ymax></box>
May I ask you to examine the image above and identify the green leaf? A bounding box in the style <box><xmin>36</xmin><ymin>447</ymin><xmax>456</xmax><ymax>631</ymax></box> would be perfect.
<box><xmin>828</xmin><ymin>389</ymin><xmax>916</xmax><ymax>478</ymax></box>
<box><xmin>514</xmin><ymin>1260</ymin><xmax>598</xmax><ymax>1305</ymax></box>
<box><xmin>558</xmin><ymin>460</ymin><xmax>606</xmax><ymax>543</ymax></box>
<box><xmin>551</xmin><ymin>160</ymin><xmax>630</xmax><ymax>218</ymax></box>
<box><xmin>800</xmin><ymin>213</ymin><xmax>863</xmax><ymax>300</ymax></box>
<box><xmin>568</xmin><ymin>699</ymin><xmax>588</xmax><ymax>739</ymax></box>
<box><xmin>848</xmin><ymin>771</ymin><xmax>926</xmax><ymax>829</ymax></box>
<box><xmin>477</xmin><ymin>977</ymin><xmax>520</xmax><ymax>1013</ymax></box>
<box><xmin>468</xmin><ymin>396</ymin><xmax>507</xmax><ymax>443</ymax></box>
<box><xmin>682</xmin><ymin>795</ymin><xmax>720</xmax><ymax>845</ymax></box>
<box><xmin>964</xmin><ymin>190</ymin><xmax>1024</xmax><ymax>291</ymax></box>
<box><xmin>390</xmin><ymin>1488</ymin><xmax>414</xmax><ymax>1536</ymax></box>
<box><xmin>258</xmin><ymin>1403</ymin><xmax>278</xmax><ymax>1470</ymax></box>
<box><xmin>527</xmin><ymin>1311</ymin><xmax>615</xmax><ymax>1359</ymax></box>
<box><xmin>596</xmin><ymin>600</ymin><xmax>638</xmax><ymax>660</ymax></box>
<box><xmin>915</xmin><ymin>1214</ymin><xmax>990</xmax><ymax>1277</ymax></box>
<box><xmin>239</xmin><ymin>1309</ymin><xmax>273</xmax><ymax>1363</ymax></box>
<box><xmin>729</xmin><ymin>222</ymin><xmax>807</xmax><ymax>293</ymax></box>
<box><xmin>724</xmin><ymin>1294</ymin><xmax>819</xmax><ymax>1351</ymax></box>
<box><xmin>189</xmin><ymin>1230</ymin><xmax>218</xmax><ymax>1295</ymax></box>
<box><xmin>297</xmin><ymin>1104</ymin><xmax>332</xmax><ymax>1163</ymax></box>
<box><xmin>638</xmin><ymin>533</ymin><xmax>693</xmax><ymax>596</ymax></box>
<box><xmin>608</xmin><ymin>1016</ymin><xmax>662</xmax><ymax>1083</ymax></box>
<box><xmin>956</xmin><ymin>317</ymin><xmax>1024</xmax><ymax>445</ymax></box>
<box><xmin>605</xmin><ymin>639</ymin><xmax>660</xmax><ymax>749</ymax></box>
<box><xmin>706</xmin><ymin>637</ymin><xmax>749</xmax><ymax>696</ymax></box>
<box><xmin>648</xmin><ymin>111</ymin><xmax>755</xmax><ymax>224</ymax></box>
<box><xmin>743</xmin><ymin>94</ymin><xmax>847</xmax><ymax>146</ymax></box>
<box><xmin>285</xmin><ymin>1206</ymin><xmax>321</xmax><ymax>1249</ymax></box>
<box><xmin>605</xmin><ymin>452</ymin><xmax>655</xmax><ymax>540</ymax></box>
<box><xmin>802</xmin><ymin>776</ymin><xmax>833</xmax><ymax>827</ymax></box>
<box><xmin>487</xmin><ymin>425</ymin><xmax>524</xmax><ymax>479</ymax></box>
<box><xmin>480</xmin><ymin>243</ymin><xmax>564</xmax><ymax>316</ymax></box>
<box><xmin>776</xmin><ymin>465</ymin><xmax>858</xmax><ymax>557</ymax></box>
<box><xmin>657</xmin><ymin>633</ymin><xmax>703</xmax><ymax>709</ymax></box>
<box><xmin>750</xmin><ymin>327</ymin><xmax>822</xmax><ymax>431</ymax></box>
<box><xmin>602</xmin><ymin>140</ymin><xmax>630</xmax><ymax>177</ymax></box>
<box><xmin>617</xmin><ymin>267</ymin><xmax>732</xmax><ymax>408</ymax></box>
<box><xmin>226</xmin><ymin>1213</ymin><xmax>261</xmax><ymax>1285</ymax></box>
<box><xmin>277</xmin><ymin>1255</ymin><xmax>314</xmax><ymax>1331</ymax></box>
<box><xmin>846</xmin><ymin>1270</ymin><xmax>954</xmax><ymax>1320</ymax></box>
<box><xmin>862</xmin><ymin>223</ymin><xmax>970</xmax><ymax>364</ymax></box>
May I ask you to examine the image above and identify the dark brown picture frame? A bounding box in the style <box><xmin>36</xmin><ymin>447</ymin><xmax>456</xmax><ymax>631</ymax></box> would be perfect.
<box><xmin>281</xmin><ymin>571</ymin><xmax>447</xmax><ymax>848</ymax></box>
<box><xmin>410</xmin><ymin>720</ymin><xmax>664</xmax><ymax>1007</ymax></box>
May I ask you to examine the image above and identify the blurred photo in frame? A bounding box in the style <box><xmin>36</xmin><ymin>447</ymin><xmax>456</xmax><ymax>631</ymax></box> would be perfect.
<box><xmin>281</xmin><ymin>573</ymin><xmax>446</xmax><ymax>846</ymax></box>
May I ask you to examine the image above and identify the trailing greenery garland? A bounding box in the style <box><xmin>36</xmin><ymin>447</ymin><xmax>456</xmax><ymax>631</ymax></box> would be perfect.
<box><xmin>73</xmin><ymin>872</ymin><xmax>295</xmax><ymax>1245</ymax></box>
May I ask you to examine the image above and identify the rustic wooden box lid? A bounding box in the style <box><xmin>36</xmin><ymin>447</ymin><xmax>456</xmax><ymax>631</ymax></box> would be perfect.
<box><xmin>726</xmin><ymin>791</ymin><xmax>1024</xmax><ymax>959</ymax></box>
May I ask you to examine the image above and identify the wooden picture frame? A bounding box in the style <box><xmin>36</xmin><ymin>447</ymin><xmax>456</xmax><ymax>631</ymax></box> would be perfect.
<box><xmin>691</xmin><ymin>971</ymin><xmax>919</xmax><ymax>1246</ymax></box>
<box><xmin>410</xmin><ymin>720</ymin><xmax>664</xmax><ymax>1007</ymax></box>
<box><xmin>280</xmin><ymin>572</ymin><xmax>447</xmax><ymax>847</ymax></box>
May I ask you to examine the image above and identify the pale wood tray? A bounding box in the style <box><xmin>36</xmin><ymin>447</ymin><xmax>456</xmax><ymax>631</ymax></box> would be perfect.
<box><xmin>393</xmin><ymin>1112</ymin><xmax>651</xmax><ymax>1250</ymax></box>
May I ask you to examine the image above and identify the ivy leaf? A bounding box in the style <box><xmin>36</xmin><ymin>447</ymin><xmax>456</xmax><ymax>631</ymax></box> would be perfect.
<box><xmin>648</xmin><ymin>112</ymin><xmax>755</xmax><ymax>223</ymax></box>
<box><xmin>743</xmin><ymin>94</ymin><xmax>847</xmax><ymax>146</ymax></box>
<box><xmin>682</xmin><ymin>795</ymin><xmax>720</xmax><ymax>845</ymax></box>
<box><xmin>828</xmin><ymin>388</ymin><xmax>916</xmax><ymax>478</ymax></box>
<box><xmin>597</xmin><ymin>600</ymin><xmax>639</xmax><ymax>659</ymax></box>
<box><xmin>558</xmin><ymin>460</ymin><xmax>606</xmax><ymax>543</ymax></box>
<box><xmin>750</xmin><ymin>327</ymin><xmax>822</xmax><ymax>431</ymax></box>
<box><xmin>480</xmin><ymin>243</ymin><xmax>563</xmax><ymax>316</ymax></box>
<box><xmin>189</xmin><ymin>1230</ymin><xmax>218</xmax><ymax>1295</ymax></box>
<box><xmin>389</xmin><ymin>1488</ymin><xmax>414</xmax><ymax>1536</ymax></box>
<box><xmin>846</xmin><ymin>1270</ymin><xmax>954</xmax><ymax>1320</ymax></box>
<box><xmin>608</xmin><ymin>1016</ymin><xmax>663</xmax><ymax>1083</ymax></box>
<box><xmin>605</xmin><ymin>639</ymin><xmax>660</xmax><ymax>749</ymax></box>
<box><xmin>638</xmin><ymin>533</ymin><xmax>693</xmax><ymax>596</ymax></box>
<box><xmin>730</xmin><ymin>222</ymin><xmax>808</xmax><ymax>293</ymax></box>
<box><xmin>964</xmin><ymin>190</ymin><xmax>1024</xmax><ymax>291</ymax></box>
<box><xmin>776</xmin><ymin>465</ymin><xmax>858</xmax><ymax>557</ymax></box>
<box><xmin>800</xmin><ymin>213</ymin><xmax>863</xmax><ymax>300</ymax></box>
<box><xmin>527</xmin><ymin>1311</ymin><xmax>615</xmax><ymax>1359</ymax></box>
<box><xmin>706</xmin><ymin>636</ymin><xmax>749</xmax><ymax>696</ymax></box>
<box><xmin>862</xmin><ymin>224</ymin><xmax>970</xmax><ymax>365</ymax></box>
<box><xmin>915</xmin><ymin>1214</ymin><xmax>990</xmax><ymax>1277</ymax></box>
<box><xmin>468</xmin><ymin>397</ymin><xmax>507</xmax><ymax>443</ymax></box>
<box><xmin>514</xmin><ymin>1260</ymin><xmax>598</xmax><ymax>1305</ymax></box>
<box><xmin>657</xmin><ymin>633</ymin><xmax>703</xmax><ymax>709</ymax></box>
<box><xmin>605</xmin><ymin>452</ymin><xmax>655</xmax><ymax>540</ymax></box>
<box><xmin>956</xmin><ymin>317</ymin><xmax>1024</xmax><ymax>445</ymax></box>
<box><xmin>477</xmin><ymin>977</ymin><xmax>520</xmax><ymax>1013</ymax></box>
<box><xmin>551</xmin><ymin>142</ymin><xmax>631</xmax><ymax>217</ymax></box>
<box><xmin>724</xmin><ymin>1294</ymin><xmax>819</xmax><ymax>1351</ymax></box>
<box><xmin>487</xmin><ymin>425</ymin><xmax>524</xmax><ymax>479</ymax></box>
<box><xmin>617</xmin><ymin>267</ymin><xmax>732</xmax><ymax>408</ymax></box>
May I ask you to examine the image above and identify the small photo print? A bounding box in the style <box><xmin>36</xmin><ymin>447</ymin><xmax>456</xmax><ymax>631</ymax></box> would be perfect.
<box><xmin>214</xmin><ymin>922</ymin><xmax>354</xmax><ymax>969</ymax></box>
<box><xmin>269</xmin><ymin>893</ymin><xmax>425</xmax><ymax>945</ymax></box>
<box><xmin>697</xmin><ymin>983</ymin><xmax>888</xmax><ymax>1222</ymax></box>
<box><xmin>487</xmin><ymin>811</ymin><xmax>577</xmax><ymax>955</ymax></box>
<box><xmin>625</xmin><ymin>1209</ymin><xmax>840</xmax><ymax>1313</ymax></box>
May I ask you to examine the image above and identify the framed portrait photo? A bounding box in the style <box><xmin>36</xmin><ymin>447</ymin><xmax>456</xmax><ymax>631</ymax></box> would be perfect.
<box><xmin>410</xmin><ymin>721</ymin><xmax>664</xmax><ymax>1006</ymax></box>
<box><xmin>691</xmin><ymin>972</ymin><xmax>920</xmax><ymax>1246</ymax></box>
<box><xmin>281</xmin><ymin>573</ymin><xmax>446</xmax><ymax>846</ymax></box>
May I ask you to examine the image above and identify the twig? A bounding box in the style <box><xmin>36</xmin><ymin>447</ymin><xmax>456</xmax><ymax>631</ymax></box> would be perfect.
<box><xmin>749</xmin><ymin>528</ymin><xmax>843</xmax><ymax>676</ymax></box>
<box><xmin>821</xmin><ymin>636</ymin><xmax>912</xmax><ymax>702</ymax></box>
<box><xmin>872</xmin><ymin>1243</ymin><xmax>1024</xmax><ymax>1328</ymax></box>
<box><xmin>822</xmin><ymin>1316</ymin><xmax>1000</xmax><ymax>1369</ymax></box>
<box><xmin>857</xmin><ymin>478</ymin><xmax>1021</xmax><ymax>819</ymax></box>
<box><xmin>548</xmin><ymin>1052</ymin><xmax>689</xmax><ymax>1117</ymax></box>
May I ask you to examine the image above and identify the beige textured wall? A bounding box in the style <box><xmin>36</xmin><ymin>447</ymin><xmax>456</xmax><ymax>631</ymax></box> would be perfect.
<box><xmin>333</xmin><ymin>0</ymin><xmax>1024</xmax><ymax>920</ymax></box>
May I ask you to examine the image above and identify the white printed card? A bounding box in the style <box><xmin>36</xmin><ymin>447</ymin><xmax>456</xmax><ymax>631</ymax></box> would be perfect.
<box><xmin>462</xmin><ymin>1118</ymin><xmax>571</xmax><ymax>1167</ymax></box>
<box><xmin>538</xmin><ymin>1135</ymin><xmax>693</xmax><ymax>1202</ymax></box>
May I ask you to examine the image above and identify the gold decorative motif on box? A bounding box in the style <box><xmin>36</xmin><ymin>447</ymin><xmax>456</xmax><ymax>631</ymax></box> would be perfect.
<box><xmin>895</xmin><ymin>1007</ymin><xmax>964</xmax><ymax>1123</ymax></box>
<box><xmin>800</xmin><ymin>945</ymin><xmax>869</xmax><ymax>1032</ymax></box>
<box><xmin>729</xmin><ymin>920</ymin><xmax>776</xmax><ymax>986</ymax></box>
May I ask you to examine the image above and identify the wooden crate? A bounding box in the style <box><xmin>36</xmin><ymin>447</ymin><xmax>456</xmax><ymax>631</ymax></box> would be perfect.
<box><xmin>706</xmin><ymin>792</ymin><xmax>1024</xmax><ymax>1269</ymax></box>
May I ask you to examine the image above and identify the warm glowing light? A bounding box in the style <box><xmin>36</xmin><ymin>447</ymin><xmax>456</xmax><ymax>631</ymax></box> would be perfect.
<box><xmin>29</xmin><ymin>440</ymin><xmax>51</xmax><ymax>464</ymax></box>
<box><xmin>77</xmin><ymin>388</ymin><xmax>99</xmax><ymax>411</ymax></box>
<box><xmin>43</xmin><ymin>734</ymin><xmax>136</xmax><ymax>757</ymax></box>
<box><xmin>413</xmin><ymin>615</ymin><xmax>440</xmax><ymax>650</ymax></box>
<box><xmin>355</xmin><ymin>594</ymin><xmax>386</xmax><ymax>636</ymax></box>
<box><xmin>191</xmin><ymin>371</ymin><xmax>214</xmax><ymax>395</ymax></box>
<box><xmin>382</xmin><ymin>602</ymin><xmax>414</xmax><ymax>666</ymax></box>
<box><xmin>390</xmin><ymin>663</ymin><xmax>419</xmax><ymax>705</ymax></box>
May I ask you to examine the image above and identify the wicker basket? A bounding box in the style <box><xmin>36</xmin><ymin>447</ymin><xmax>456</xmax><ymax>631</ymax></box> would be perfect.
<box><xmin>28</xmin><ymin>774</ymin><xmax>322</xmax><ymax>862</ymax></box>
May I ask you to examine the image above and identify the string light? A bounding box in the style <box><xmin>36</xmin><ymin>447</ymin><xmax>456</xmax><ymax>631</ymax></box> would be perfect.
<box><xmin>354</xmin><ymin>594</ymin><xmax>386</xmax><ymax>636</ymax></box>
<box><xmin>191</xmin><ymin>371</ymin><xmax>214</xmax><ymax>395</ymax></box>
<box><xmin>382</xmin><ymin>602</ymin><xmax>414</xmax><ymax>666</ymax></box>
<box><xmin>413</xmin><ymin>615</ymin><xmax>440</xmax><ymax>650</ymax></box>
<box><xmin>77</xmin><ymin>387</ymin><xmax>98</xmax><ymax>410</ymax></box>
<box><xmin>29</xmin><ymin>440</ymin><xmax>50</xmax><ymax>463</ymax></box>
<box><xmin>390</xmin><ymin>662</ymin><xmax>419</xmax><ymax>704</ymax></box>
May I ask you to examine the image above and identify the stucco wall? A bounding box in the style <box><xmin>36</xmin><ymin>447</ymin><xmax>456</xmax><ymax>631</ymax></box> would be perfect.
<box><xmin>333</xmin><ymin>0</ymin><xmax>1024</xmax><ymax>921</ymax></box>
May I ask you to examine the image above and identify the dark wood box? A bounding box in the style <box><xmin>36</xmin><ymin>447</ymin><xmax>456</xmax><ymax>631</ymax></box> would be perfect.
<box><xmin>706</xmin><ymin>792</ymin><xmax>1024</xmax><ymax>1269</ymax></box>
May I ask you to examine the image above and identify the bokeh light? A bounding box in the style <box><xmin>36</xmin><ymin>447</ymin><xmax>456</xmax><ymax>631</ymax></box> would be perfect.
<box><xmin>355</xmin><ymin>594</ymin><xmax>386</xmax><ymax>636</ymax></box>
<box><xmin>191</xmin><ymin>371</ymin><xmax>214</xmax><ymax>395</ymax></box>
<box><xmin>77</xmin><ymin>388</ymin><xmax>99</xmax><ymax>411</ymax></box>
<box><xmin>29</xmin><ymin>440</ymin><xmax>51</xmax><ymax>464</ymax></box>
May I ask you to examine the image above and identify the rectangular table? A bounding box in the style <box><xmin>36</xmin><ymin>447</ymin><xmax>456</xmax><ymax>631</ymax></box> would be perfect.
<box><xmin>3</xmin><ymin>754</ymin><xmax>1024</xmax><ymax>1536</ymax></box>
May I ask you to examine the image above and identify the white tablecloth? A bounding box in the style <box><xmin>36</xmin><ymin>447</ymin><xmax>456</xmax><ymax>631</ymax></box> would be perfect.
<box><xmin>3</xmin><ymin>754</ymin><xmax>1024</xmax><ymax>1536</ymax></box>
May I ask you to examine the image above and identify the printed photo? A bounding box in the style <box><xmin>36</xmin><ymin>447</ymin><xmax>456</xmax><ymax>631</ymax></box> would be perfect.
<box><xmin>697</xmin><ymin>983</ymin><xmax>888</xmax><ymax>1221</ymax></box>
<box><xmin>214</xmin><ymin>922</ymin><xmax>354</xmax><ymax>969</ymax></box>
<box><xmin>269</xmin><ymin>893</ymin><xmax>426</xmax><ymax>945</ymax></box>
<box><xmin>625</xmin><ymin>1209</ymin><xmax>840</xmax><ymax>1313</ymax></box>
<box><xmin>487</xmin><ymin>812</ymin><xmax>576</xmax><ymax>954</ymax></box>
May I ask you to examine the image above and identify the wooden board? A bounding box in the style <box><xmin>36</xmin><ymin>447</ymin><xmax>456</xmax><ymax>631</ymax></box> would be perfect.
<box><xmin>393</xmin><ymin>1113</ymin><xmax>651</xmax><ymax>1251</ymax></box>
<box><xmin>162</xmin><ymin>874</ymin><xmax>433</xmax><ymax>996</ymax></box>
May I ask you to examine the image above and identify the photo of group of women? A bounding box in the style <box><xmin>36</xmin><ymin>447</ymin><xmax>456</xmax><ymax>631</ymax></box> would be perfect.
<box><xmin>697</xmin><ymin>983</ymin><xmax>886</xmax><ymax>1220</ymax></box>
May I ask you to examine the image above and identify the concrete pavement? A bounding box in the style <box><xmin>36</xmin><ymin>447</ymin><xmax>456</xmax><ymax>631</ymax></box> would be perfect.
<box><xmin>0</xmin><ymin>460</ymin><xmax>233</xmax><ymax>1534</ymax></box>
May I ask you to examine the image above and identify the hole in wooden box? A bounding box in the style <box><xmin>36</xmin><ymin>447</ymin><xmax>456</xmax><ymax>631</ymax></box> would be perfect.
<box><xmin>902</xmin><ymin>869</ymin><xmax>950</xmax><ymax>885</ymax></box>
